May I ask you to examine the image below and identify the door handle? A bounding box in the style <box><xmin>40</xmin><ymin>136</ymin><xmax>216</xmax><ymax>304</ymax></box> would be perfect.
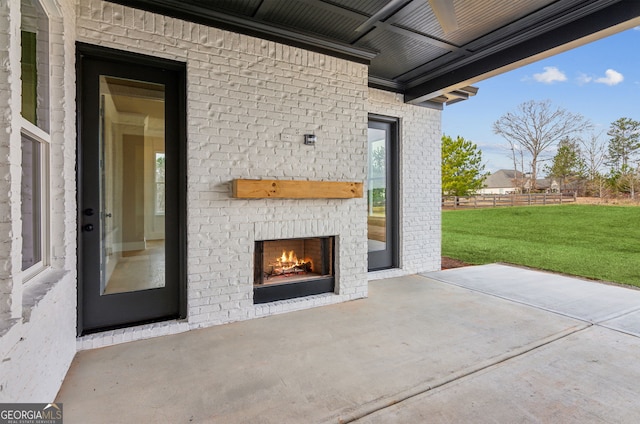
<box><xmin>83</xmin><ymin>224</ymin><xmax>94</xmax><ymax>232</ymax></box>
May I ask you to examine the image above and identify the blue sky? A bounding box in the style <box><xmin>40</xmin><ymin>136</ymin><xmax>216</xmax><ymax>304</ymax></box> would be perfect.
<box><xmin>441</xmin><ymin>26</ymin><xmax>640</xmax><ymax>173</ymax></box>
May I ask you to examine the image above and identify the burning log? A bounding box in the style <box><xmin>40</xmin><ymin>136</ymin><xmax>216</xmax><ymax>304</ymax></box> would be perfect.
<box><xmin>265</xmin><ymin>249</ymin><xmax>313</xmax><ymax>279</ymax></box>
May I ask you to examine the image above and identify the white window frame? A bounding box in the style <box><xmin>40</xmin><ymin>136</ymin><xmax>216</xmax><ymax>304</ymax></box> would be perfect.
<box><xmin>19</xmin><ymin>0</ymin><xmax>52</xmax><ymax>282</ymax></box>
<box><xmin>20</xmin><ymin>119</ymin><xmax>50</xmax><ymax>281</ymax></box>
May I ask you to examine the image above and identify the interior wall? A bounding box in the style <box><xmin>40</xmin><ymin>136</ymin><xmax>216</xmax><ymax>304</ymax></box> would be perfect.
<box><xmin>121</xmin><ymin>134</ymin><xmax>145</xmax><ymax>250</ymax></box>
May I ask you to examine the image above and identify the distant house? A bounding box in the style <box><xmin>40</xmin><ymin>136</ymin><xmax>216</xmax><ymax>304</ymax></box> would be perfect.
<box><xmin>530</xmin><ymin>177</ymin><xmax>560</xmax><ymax>193</ymax></box>
<box><xmin>478</xmin><ymin>170</ymin><xmax>524</xmax><ymax>194</ymax></box>
<box><xmin>479</xmin><ymin>170</ymin><xmax>560</xmax><ymax>194</ymax></box>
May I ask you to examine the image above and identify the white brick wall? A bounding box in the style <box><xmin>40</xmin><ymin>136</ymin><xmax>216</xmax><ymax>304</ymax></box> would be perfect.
<box><xmin>1</xmin><ymin>271</ymin><xmax>76</xmax><ymax>402</ymax></box>
<box><xmin>0</xmin><ymin>0</ymin><xmax>77</xmax><ymax>402</ymax></box>
<box><xmin>1</xmin><ymin>3</ymin><xmax>445</xmax><ymax>403</ymax></box>
<box><xmin>73</xmin><ymin>2</ymin><xmax>445</xmax><ymax>349</ymax></box>
<box><xmin>0</xmin><ymin>0</ymin><xmax>22</xmax><ymax>322</ymax></box>
<box><xmin>75</xmin><ymin>0</ymin><xmax>370</xmax><ymax>348</ymax></box>
<box><xmin>367</xmin><ymin>88</ymin><xmax>442</xmax><ymax>280</ymax></box>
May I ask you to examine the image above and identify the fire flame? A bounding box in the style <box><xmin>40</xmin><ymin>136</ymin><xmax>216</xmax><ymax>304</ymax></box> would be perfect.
<box><xmin>273</xmin><ymin>249</ymin><xmax>313</xmax><ymax>274</ymax></box>
<box><xmin>280</xmin><ymin>250</ymin><xmax>297</xmax><ymax>264</ymax></box>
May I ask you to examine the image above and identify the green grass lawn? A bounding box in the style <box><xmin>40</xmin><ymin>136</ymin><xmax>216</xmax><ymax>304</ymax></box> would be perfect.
<box><xmin>442</xmin><ymin>204</ymin><xmax>640</xmax><ymax>287</ymax></box>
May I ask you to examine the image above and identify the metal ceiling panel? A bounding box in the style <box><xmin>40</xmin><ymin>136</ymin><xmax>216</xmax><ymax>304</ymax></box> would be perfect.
<box><xmin>187</xmin><ymin>0</ymin><xmax>262</xmax><ymax>16</ymax></box>
<box><xmin>358</xmin><ymin>27</ymin><xmax>450</xmax><ymax>80</ymax></box>
<box><xmin>326</xmin><ymin>0</ymin><xmax>398</xmax><ymax>16</ymax></box>
<box><xmin>461</xmin><ymin>0</ymin><xmax>603</xmax><ymax>52</ymax></box>
<box><xmin>257</xmin><ymin>0</ymin><xmax>366</xmax><ymax>42</ymax></box>
<box><xmin>388</xmin><ymin>1</ymin><xmax>446</xmax><ymax>41</ymax></box>
<box><xmin>392</xmin><ymin>0</ymin><xmax>556</xmax><ymax>47</ymax></box>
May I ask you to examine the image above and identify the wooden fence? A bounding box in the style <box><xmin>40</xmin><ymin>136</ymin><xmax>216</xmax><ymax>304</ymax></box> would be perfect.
<box><xmin>442</xmin><ymin>193</ymin><xmax>577</xmax><ymax>209</ymax></box>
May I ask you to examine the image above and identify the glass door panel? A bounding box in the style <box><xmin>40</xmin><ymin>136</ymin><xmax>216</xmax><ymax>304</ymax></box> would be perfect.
<box><xmin>99</xmin><ymin>76</ymin><xmax>166</xmax><ymax>295</ymax></box>
<box><xmin>367</xmin><ymin>128</ymin><xmax>387</xmax><ymax>253</ymax></box>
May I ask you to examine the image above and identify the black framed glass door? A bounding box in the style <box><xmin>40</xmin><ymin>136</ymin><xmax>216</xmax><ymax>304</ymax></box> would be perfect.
<box><xmin>77</xmin><ymin>44</ymin><xmax>186</xmax><ymax>334</ymax></box>
<box><xmin>367</xmin><ymin>116</ymin><xmax>399</xmax><ymax>271</ymax></box>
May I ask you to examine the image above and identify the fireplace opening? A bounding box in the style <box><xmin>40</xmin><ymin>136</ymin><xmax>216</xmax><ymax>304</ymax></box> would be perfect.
<box><xmin>254</xmin><ymin>237</ymin><xmax>335</xmax><ymax>304</ymax></box>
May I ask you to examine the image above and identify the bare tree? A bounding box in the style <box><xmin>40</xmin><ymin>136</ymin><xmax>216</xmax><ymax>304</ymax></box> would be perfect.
<box><xmin>508</xmin><ymin>143</ymin><xmax>525</xmax><ymax>192</ymax></box>
<box><xmin>579</xmin><ymin>131</ymin><xmax>607</xmax><ymax>197</ymax></box>
<box><xmin>580</xmin><ymin>132</ymin><xmax>606</xmax><ymax>178</ymax></box>
<box><xmin>493</xmin><ymin>100</ymin><xmax>592</xmax><ymax>189</ymax></box>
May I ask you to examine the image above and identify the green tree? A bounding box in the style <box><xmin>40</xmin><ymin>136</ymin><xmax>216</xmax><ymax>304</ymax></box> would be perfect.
<box><xmin>371</xmin><ymin>146</ymin><xmax>385</xmax><ymax>175</ymax></box>
<box><xmin>370</xmin><ymin>146</ymin><xmax>386</xmax><ymax>205</ymax></box>
<box><xmin>606</xmin><ymin>117</ymin><xmax>640</xmax><ymax>171</ymax></box>
<box><xmin>607</xmin><ymin>165</ymin><xmax>640</xmax><ymax>199</ymax></box>
<box><xmin>545</xmin><ymin>137</ymin><xmax>584</xmax><ymax>192</ymax></box>
<box><xmin>442</xmin><ymin>134</ymin><xmax>487</xmax><ymax>196</ymax></box>
<box><xmin>605</xmin><ymin>118</ymin><xmax>640</xmax><ymax>199</ymax></box>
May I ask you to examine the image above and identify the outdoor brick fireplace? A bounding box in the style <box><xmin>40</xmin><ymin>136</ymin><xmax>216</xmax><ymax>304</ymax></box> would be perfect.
<box><xmin>254</xmin><ymin>237</ymin><xmax>335</xmax><ymax>303</ymax></box>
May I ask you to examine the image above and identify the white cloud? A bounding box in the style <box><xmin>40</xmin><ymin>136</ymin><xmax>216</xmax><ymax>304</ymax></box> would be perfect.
<box><xmin>533</xmin><ymin>66</ymin><xmax>567</xmax><ymax>84</ymax></box>
<box><xmin>576</xmin><ymin>73</ymin><xmax>592</xmax><ymax>85</ymax></box>
<box><xmin>594</xmin><ymin>69</ymin><xmax>624</xmax><ymax>86</ymax></box>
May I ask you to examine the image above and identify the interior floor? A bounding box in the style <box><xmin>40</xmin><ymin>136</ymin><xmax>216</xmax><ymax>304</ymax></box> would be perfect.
<box><xmin>103</xmin><ymin>240</ymin><xmax>165</xmax><ymax>295</ymax></box>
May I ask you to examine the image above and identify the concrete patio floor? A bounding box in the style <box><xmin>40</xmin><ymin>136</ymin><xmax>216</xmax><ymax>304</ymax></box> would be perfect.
<box><xmin>56</xmin><ymin>264</ymin><xmax>640</xmax><ymax>423</ymax></box>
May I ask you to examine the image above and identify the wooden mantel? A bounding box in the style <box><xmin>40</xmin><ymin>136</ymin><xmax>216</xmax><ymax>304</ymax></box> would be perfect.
<box><xmin>232</xmin><ymin>179</ymin><xmax>363</xmax><ymax>199</ymax></box>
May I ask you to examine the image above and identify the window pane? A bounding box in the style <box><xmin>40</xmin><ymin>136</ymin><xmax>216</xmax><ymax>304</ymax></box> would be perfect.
<box><xmin>21</xmin><ymin>0</ymin><xmax>49</xmax><ymax>131</ymax></box>
<box><xmin>21</xmin><ymin>30</ymin><xmax>37</xmax><ymax>125</ymax></box>
<box><xmin>21</xmin><ymin>134</ymin><xmax>41</xmax><ymax>270</ymax></box>
<box><xmin>155</xmin><ymin>153</ymin><xmax>165</xmax><ymax>214</ymax></box>
<box><xmin>156</xmin><ymin>183</ymin><xmax>165</xmax><ymax>215</ymax></box>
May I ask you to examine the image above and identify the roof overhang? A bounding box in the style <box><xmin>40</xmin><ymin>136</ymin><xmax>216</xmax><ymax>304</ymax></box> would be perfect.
<box><xmin>110</xmin><ymin>0</ymin><xmax>640</xmax><ymax>107</ymax></box>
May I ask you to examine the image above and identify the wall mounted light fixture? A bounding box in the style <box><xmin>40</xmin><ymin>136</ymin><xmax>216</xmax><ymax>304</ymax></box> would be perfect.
<box><xmin>304</xmin><ymin>134</ymin><xmax>317</xmax><ymax>145</ymax></box>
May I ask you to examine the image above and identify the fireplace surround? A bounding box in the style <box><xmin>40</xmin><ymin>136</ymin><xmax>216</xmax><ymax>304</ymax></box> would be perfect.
<box><xmin>254</xmin><ymin>237</ymin><xmax>335</xmax><ymax>303</ymax></box>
